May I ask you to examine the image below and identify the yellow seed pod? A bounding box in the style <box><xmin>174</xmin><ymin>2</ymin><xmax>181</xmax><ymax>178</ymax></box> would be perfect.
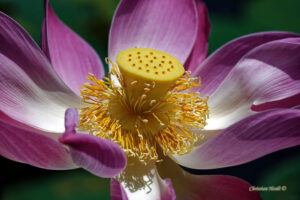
<box><xmin>116</xmin><ymin>48</ymin><xmax>184</xmax><ymax>103</ymax></box>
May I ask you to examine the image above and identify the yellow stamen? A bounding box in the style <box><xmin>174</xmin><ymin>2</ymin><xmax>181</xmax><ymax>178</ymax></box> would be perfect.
<box><xmin>79</xmin><ymin>48</ymin><xmax>209</xmax><ymax>163</ymax></box>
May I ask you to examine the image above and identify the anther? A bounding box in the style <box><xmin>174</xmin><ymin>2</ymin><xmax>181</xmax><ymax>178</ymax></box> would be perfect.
<box><xmin>131</xmin><ymin>80</ymin><xmax>138</xmax><ymax>85</ymax></box>
<box><xmin>142</xmin><ymin>119</ymin><xmax>149</xmax><ymax>123</ymax></box>
<box><xmin>152</xmin><ymin>81</ymin><xmax>156</xmax><ymax>88</ymax></box>
<box><xmin>150</xmin><ymin>100</ymin><xmax>156</xmax><ymax>106</ymax></box>
<box><xmin>141</xmin><ymin>94</ymin><xmax>147</xmax><ymax>100</ymax></box>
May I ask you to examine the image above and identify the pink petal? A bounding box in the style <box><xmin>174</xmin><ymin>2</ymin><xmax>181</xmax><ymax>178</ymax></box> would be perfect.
<box><xmin>193</xmin><ymin>32</ymin><xmax>300</xmax><ymax>96</ymax></box>
<box><xmin>186</xmin><ymin>175</ymin><xmax>261</xmax><ymax>200</ymax></box>
<box><xmin>158</xmin><ymin>156</ymin><xmax>261</xmax><ymax>200</ymax></box>
<box><xmin>206</xmin><ymin>37</ymin><xmax>300</xmax><ymax>130</ymax></box>
<box><xmin>0</xmin><ymin>118</ymin><xmax>76</xmax><ymax>170</ymax></box>
<box><xmin>113</xmin><ymin>158</ymin><xmax>175</xmax><ymax>200</ymax></box>
<box><xmin>162</xmin><ymin>179</ymin><xmax>176</xmax><ymax>200</ymax></box>
<box><xmin>184</xmin><ymin>1</ymin><xmax>210</xmax><ymax>71</ymax></box>
<box><xmin>109</xmin><ymin>0</ymin><xmax>197</xmax><ymax>64</ymax></box>
<box><xmin>252</xmin><ymin>93</ymin><xmax>300</xmax><ymax>111</ymax></box>
<box><xmin>59</xmin><ymin>108</ymin><xmax>127</xmax><ymax>178</ymax></box>
<box><xmin>110</xmin><ymin>179</ymin><xmax>129</xmax><ymax>200</ymax></box>
<box><xmin>0</xmin><ymin>52</ymin><xmax>81</xmax><ymax>133</ymax></box>
<box><xmin>42</xmin><ymin>0</ymin><xmax>105</xmax><ymax>95</ymax></box>
<box><xmin>172</xmin><ymin>108</ymin><xmax>300</xmax><ymax>169</ymax></box>
<box><xmin>0</xmin><ymin>12</ymin><xmax>81</xmax><ymax>132</ymax></box>
<box><xmin>0</xmin><ymin>12</ymin><xmax>74</xmax><ymax>94</ymax></box>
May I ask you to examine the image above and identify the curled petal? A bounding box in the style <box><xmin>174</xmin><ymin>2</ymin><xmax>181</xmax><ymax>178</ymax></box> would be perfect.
<box><xmin>42</xmin><ymin>0</ymin><xmax>105</xmax><ymax>94</ymax></box>
<box><xmin>59</xmin><ymin>108</ymin><xmax>127</xmax><ymax>178</ymax></box>
<box><xmin>172</xmin><ymin>108</ymin><xmax>300</xmax><ymax>169</ymax></box>
<box><xmin>252</xmin><ymin>93</ymin><xmax>300</xmax><ymax>111</ymax></box>
<box><xmin>184</xmin><ymin>1</ymin><xmax>210</xmax><ymax>71</ymax></box>
<box><xmin>206</xmin><ymin>37</ymin><xmax>300</xmax><ymax>130</ymax></box>
<box><xmin>158</xmin><ymin>156</ymin><xmax>262</xmax><ymax>200</ymax></box>
<box><xmin>193</xmin><ymin>32</ymin><xmax>300</xmax><ymax>96</ymax></box>
<box><xmin>109</xmin><ymin>0</ymin><xmax>197</xmax><ymax>64</ymax></box>
<box><xmin>0</xmin><ymin>118</ymin><xmax>76</xmax><ymax>170</ymax></box>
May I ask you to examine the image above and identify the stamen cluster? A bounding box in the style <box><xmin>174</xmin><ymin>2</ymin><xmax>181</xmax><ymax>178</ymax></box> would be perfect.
<box><xmin>79</xmin><ymin>52</ymin><xmax>208</xmax><ymax>163</ymax></box>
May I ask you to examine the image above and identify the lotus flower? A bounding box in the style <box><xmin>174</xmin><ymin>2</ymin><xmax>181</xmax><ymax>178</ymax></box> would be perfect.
<box><xmin>1</xmin><ymin>0</ymin><xmax>300</xmax><ymax>199</ymax></box>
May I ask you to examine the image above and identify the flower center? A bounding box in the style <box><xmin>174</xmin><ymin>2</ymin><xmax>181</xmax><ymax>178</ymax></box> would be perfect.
<box><xmin>79</xmin><ymin>48</ymin><xmax>209</xmax><ymax>163</ymax></box>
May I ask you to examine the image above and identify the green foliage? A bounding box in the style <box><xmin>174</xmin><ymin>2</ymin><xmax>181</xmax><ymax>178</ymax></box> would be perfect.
<box><xmin>208</xmin><ymin>0</ymin><xmax>300</xmax><ymax>53</ymax></box>
<box><xmin>2</xmin><ymin>170</ymin><xmax>111</xmax><ymax>200</ymax></box>
<box><xmin>258</xmin><ymin>155</ymin><xmax>300</xmax><ymax>200</ymax></box>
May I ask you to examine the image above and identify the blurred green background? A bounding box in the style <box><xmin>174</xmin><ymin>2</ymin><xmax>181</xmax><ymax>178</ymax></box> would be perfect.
<box><xmin>0</xmin><ymin>0</ymin><xmax>300</xmax><ymax>199</ymax></box>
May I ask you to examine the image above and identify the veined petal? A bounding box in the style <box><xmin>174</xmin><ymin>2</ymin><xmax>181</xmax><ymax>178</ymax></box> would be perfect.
<box><xmin>252</xmin><ymin>93</ymin><xmax>300</xmax><ymax>111</ymax></box>
<box><xmin>59</xmin><ymin>108</ymin><xmax>127</xmax><ymax>178</ymax></box>
<box><xmin>157</xmin><ymin>156</ymin><xmax>261</xmax><ymax>200</ymax></box>
<box><xmin>113</xmin><ymin>158</ymin><xmax>176</xmax><ymax>200</ymax></box>
<box><xmin>0</xmin><ymin>12</ymin><xmax>75</xmax><ymax>95</ymax></box>
<box><xmin>110</xmin><ymin>178</ymin><xmax>129</xmax><ymax>200</ymax></box>
<box><xmin>0</xmin><ymin>53</ymin><xmax>81</xmax><ymax>132</ymax></box>
<box><xmin>0</xmin><ymin>12</ymin><xmax>81</xmax><ymax>133</ymax></box>
<box><xmin>206</xmin><ymin>37</ymin><xmax>300</xmax><ymax>130</ymax></box>
<box><xmin>193</xmin><ymin>32</ymin><xmax>300</xmax><ymax>96</ymax></box>
<box><xmin>184</xmin><ymin>1</ymin><xmax>210</xmax><ymax>72</ymax></box>
<box><xmin>172</xmin><ymin>108</ymin><xmax>300</xmax><ymax>169</ymax></box>
<box><xmin>42</xmin><ymin>0</ymin><xmax>105</xmax><ymax>95</ymax></box>
<box><xmin>0</xmin><ymin>118</ymin><xmax>76</xmax><ymax>170</ymax></box>
<box><xmin>109</xmin><ymin>0</ymin><xmax>197</xmax><ymax>65</ymax></box>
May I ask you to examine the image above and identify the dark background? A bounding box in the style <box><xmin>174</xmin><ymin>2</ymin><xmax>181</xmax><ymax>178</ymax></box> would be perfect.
<box><xmin>0</xmin><ymin>0</ymin><xmax>300</xmax><ymax>199</ymax></box>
